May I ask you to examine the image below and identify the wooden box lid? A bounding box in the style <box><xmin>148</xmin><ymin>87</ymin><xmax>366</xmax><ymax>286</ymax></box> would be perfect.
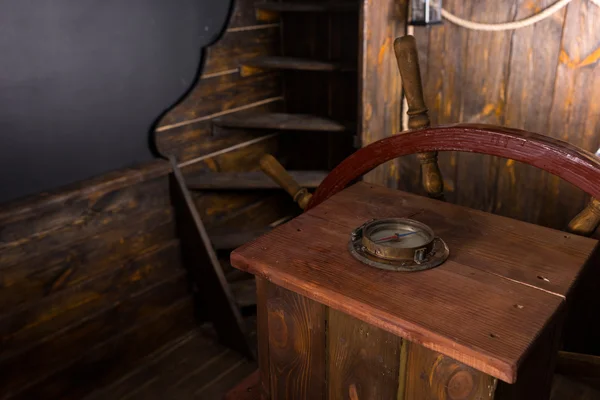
<box><xmin>231</xmin><ymin>182</ymin><xmax>599</xmax><ymax>383</ymax></box>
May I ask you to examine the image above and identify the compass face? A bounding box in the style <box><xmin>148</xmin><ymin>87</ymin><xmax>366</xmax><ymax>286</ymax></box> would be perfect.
<box><xmin>348</xmin><ymin>218</ymin><xmax>448</xmax><ymax>272</ymax></box>
<box><xmin>364</xmin><ymin>220</ymin><xmax>433</xmax><ymax>249</ymax></box>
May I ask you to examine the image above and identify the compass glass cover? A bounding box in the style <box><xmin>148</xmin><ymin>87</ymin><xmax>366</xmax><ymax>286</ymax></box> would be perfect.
<box><xmin>364</xmin><ymin>221</ymin><xmax>432</xmax><ymax>249</ymax></box>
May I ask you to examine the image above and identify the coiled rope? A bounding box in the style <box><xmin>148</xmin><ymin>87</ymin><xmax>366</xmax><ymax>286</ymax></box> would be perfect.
<box><xmin>441</xmin><ymin>0</ymin><xmax>600</xmax><ymax>31</ymax></box>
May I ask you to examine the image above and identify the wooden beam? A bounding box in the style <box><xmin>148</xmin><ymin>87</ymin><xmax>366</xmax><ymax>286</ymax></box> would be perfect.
<box><xmin>169</xmin><ymin>157</ymin><xmax>254</xmax><ymax>359</ymax></box>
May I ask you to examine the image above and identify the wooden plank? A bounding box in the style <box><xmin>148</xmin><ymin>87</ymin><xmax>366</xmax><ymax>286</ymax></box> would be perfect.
<box><xmin>321</xmin><ymin>183</ymin><xmax>597</xmax><ymax>296</ymax></box>
<box><xmin>84</xmin><ymin>330</ymin><xmax>216</xmax><ymax>400</ymax></box>
<box><xmin>265</xmin><ymin>281</ymin><xmax>326</xmax><ymax>399</ymax></box>
<box><xmin>203</xmin><ymin>26</ymin><xmax>280</xmax><ymax>76</ymax></box>
<box><xmin>242</xmin><ymin>56</ymin><xmax>352</xmax><ymax>72</ymax></box>
<box><xmin>0</xmin><ymin>241</ymin><xmax>184</xmax><ymax>361</ymax></box>
<box><xmin>197</xmin><ymin>193</ymin><xmax>295</xmax><ymax>233</ymax></box>
<box><xmin>453</xmin><ymin>1</ymin><xmax>518</xmax><ymax>214</ymax></box>
<box><xmin>204</xmin><ymin>194</ymin><xmax>293</xmax><ymax>225</ymax></box>
<box><xmin>359</xmin><ymin>0</ymin><xmax>407</xmax><ymax>188</ymax></box>
<box><xmin>155</xmin><ymin>102</ymin><xmax>282</xmax><ymax>162</ymax></box>
<box><xmin>213</xmin><ymin>112</ymin><xmax>348</xmax><ymax>132</ymax></box>
<box><xmin>11</xmin><ymin>296</ymin><xmax>197</xmax><ymax>400</ymax></box>
<box><xmin>194</xmin><ymin>192</ymin><xmax>273</xmax><ymax>229</ymax></box>
<box><xmin>231</xmin><ymin>182</ymin><xmax>590</xmax><ymax>383</ymax></box>
<box><xmin>327</xmin><ymin>308</ymin><xmax>401</xmax><ymax>399</ymax></box>
<box><xmin>124</xmin><ymin>349</ymin><xmax>251</xmax><ymax>399</ymax></box>
<box><xmin>0</xmin><ymin>273</ymin><xmax>192</xmax><ymax>398</ymax></box>
<box><xmin>402</xmin><ymin>343</ymin><xmax>495</xmax><ymax>399</ymax></box>
<box><xmin>157</xmin><ymin>72</ymin><xmax>282</xmax><ymax>129</ymax></box>
<box><xmin>0</xmin><ymin>176</ymin><xmax>170</xmax><ymax>268</ymax></box>
<box><xmin>0</xmin><ymin>208</ymin><xmax>174</xmax><ymax>311</ymax></box>
<box><xmin>87</xmin><ymin>329</ymin><xmax>254</xmax><ymax>400</ymax></box>
<box><xmin>186</xmin><ymin>170</ymin><xmax>328</xmax><ymax>190</ymax></box>
<box><xmin>256</xmin><ymin>277</ymin><xmax>271</xmax><ymax>400</ymax></box>
<box><xmin>540</xmin><ymin>0</ymin><xmax>600</xmax><ymax>230</ymax></box>
<box><xmin>169</xmin><ymin>158</ymin><xmax>253</xmax><ymax>358</ymax></box>
<box><xmin>0</xmin><ymin>159</ymin><xmax>169</xmax><ymax>227</ymax></box>
<box><xmin>229</xmin><ymin>0</ymin><xmax>262</xmax><ymax>28</ymax></box>
<box><xmin>494</xmin><ymin>0</ymin><xmax>565</xmax><ymax>224</ymax></box>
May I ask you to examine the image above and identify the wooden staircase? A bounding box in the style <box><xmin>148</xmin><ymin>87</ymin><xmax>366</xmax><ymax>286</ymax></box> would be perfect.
<box><xmin>169</xmin><ymin>0</ymin><xmax>360</xmax><ymax>377</ymax></box>
<box><xmin>212</xmin><ymin>0</ymin><xmax>358</xmax><ymax>156</ymax></box>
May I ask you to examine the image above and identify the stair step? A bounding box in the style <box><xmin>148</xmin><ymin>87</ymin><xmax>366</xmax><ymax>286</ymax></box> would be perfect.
<box><xmin>213</xmin><ymin>112</ymin><xmax>348</xmax><ymax>132</ymax></box>
<box><xmin>209</xmin><ymin>216</ymin><xmax>294</xmax><ymax>250</ymax></box>
<box><xmin>210</xmin><ymin>228</ymin><xmax>270</xmax><ymax>250</ymax></box>
<box><xmin>187</xmin><ymin>170</ymin><xmax>327</xmax><ymax>190</ymax></box>
<box><xmin>241</xmin><ymin>56</ymin><xmax>353</xmax><ymax>75</ymax></box>
<box><xmin>229</xmin><ymin>279</ymin><xmax>257</xmax><ymax>309</ymax></box>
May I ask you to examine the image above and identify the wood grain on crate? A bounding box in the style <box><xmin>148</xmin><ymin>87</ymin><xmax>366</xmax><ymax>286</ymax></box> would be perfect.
<box><xmin>327</xmin><ymin>308</ymin><xmax>402</xmax><ymax>400</ymax></box>
<box><xmin>265</xmin><ymin>282</ymin><xmax>327</xmax><ymax>399</ymax></box>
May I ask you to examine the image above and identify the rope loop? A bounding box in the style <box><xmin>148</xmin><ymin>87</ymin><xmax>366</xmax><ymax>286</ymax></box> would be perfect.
<box><xmin>441</xmin><ymin>0</ymin><xmax>599</xmax><ymax>31</ymax></box>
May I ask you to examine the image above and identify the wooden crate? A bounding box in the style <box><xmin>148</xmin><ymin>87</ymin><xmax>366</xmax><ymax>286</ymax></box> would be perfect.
<box><xmin>231</xmin><ymin>182</ymin><xmax>599</xmax><ymax>399</ymax></box>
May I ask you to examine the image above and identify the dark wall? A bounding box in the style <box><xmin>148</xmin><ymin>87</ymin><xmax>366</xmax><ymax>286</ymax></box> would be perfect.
<box><xmin>0</xmin><ymin>0</ymin><xmax>231</xmax><ymax>203</ymax></box>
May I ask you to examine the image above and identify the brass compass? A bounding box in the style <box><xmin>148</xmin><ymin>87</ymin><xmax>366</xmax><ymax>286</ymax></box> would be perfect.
<box><xmin>348</xmin><ymin>218</ymin><xmax>449</xmax><ymax>272</ymax></box>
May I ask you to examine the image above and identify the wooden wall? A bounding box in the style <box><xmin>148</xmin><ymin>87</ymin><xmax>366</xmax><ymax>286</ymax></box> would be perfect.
<box><xmin>359</xmin><ymin>0</ymin><xmax>408</xmax><ymax>186</ymax></box>
<box><xmin>401</xmin><ymin>0</ymin><xmax>600</xmax><ymax>230</ymax></box>
<box><xmin>0</xmin><ymin>161</ymin><xmax>199</xmax><ymax>399</ymax></box>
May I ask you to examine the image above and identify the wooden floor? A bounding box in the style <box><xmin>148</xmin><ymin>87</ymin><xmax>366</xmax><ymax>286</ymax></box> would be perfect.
<box><xmin>84</xmin><ymin>327</ymin><xmax>257</xmax><ymax>400</ymax></box>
